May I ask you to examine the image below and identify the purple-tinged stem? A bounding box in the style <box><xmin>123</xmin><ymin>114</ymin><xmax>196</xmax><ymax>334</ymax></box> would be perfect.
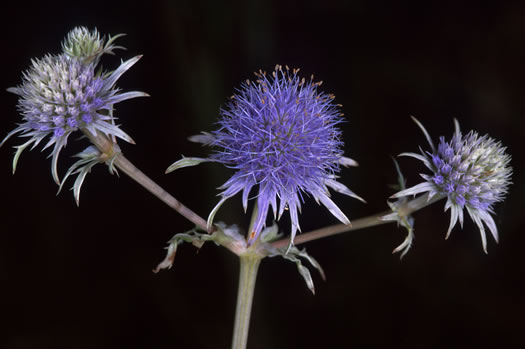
<box><xmin>85</xmin><ymin>130</ymin><xmax>208</xmax><ymax>232</ymax></box>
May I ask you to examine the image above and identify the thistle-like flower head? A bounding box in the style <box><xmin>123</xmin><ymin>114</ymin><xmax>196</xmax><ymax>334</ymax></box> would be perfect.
<box><xmin>175</xmin><ymin>65</ymin><xmax>364</xmax><ymax>245</ymax></box>
<box><xmin>2</xmin><ymin>27</ymin><xmax>147</xmax><ymax>184</ymax></box>
<box><xmin>391</xmin><ymin>117</ymin><xmax>512</xmax><ymax>252</ymax></box>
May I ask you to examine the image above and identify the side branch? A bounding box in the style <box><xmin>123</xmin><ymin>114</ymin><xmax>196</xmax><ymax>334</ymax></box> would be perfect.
<box><xmin>114</xmin><ymin>154</ymin><xmax>208</xmax><ymax>231</ymax></box>
<box><xmin>271</xmin><ymin>193</ymin><xmax>441</xmax><ymax>249</ymax></box>
<box><xmin>270</xmin><ymin>210</ymin><xmax>392</xmax><ymax>249</ymax></box>
<box><xmin>86</xmin><ymin>130</ymin><xmax>209</xmax><ymax>232</ymax></box>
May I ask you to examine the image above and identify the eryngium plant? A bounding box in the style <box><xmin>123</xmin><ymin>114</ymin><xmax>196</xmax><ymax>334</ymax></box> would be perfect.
<box><xmin>1</xmin><ymin>27</ymin><xmax>147</xmax><ymax>184</ymax></box>
<box><xmin>392</xmin><ymin>117</ymin><xmax>512</xmax><ymax>252</ymax></box>
<box><xmin>168</xmin><ymin>65</ymin><xmax>365</xmax><ymax>246</ymax></box>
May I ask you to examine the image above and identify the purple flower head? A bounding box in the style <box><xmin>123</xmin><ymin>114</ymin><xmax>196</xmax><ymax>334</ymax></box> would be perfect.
<box><xmin>184</xmin><ymin>65</ymin><xmax>364</xmax><ymax>246</ymax></box>
<box><xmin>391</xmin><ymin>117</ymin><xmax>512</xmax><ymax>253</ymax></box>
<box><xmin>2</xmin><ymin>27</ymin><xmax>148</xmax><ymax>184</ymax></box>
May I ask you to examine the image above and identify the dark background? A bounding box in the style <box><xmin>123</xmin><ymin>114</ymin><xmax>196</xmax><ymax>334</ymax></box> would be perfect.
<box><xmin>1</xmin><ymin>1</ymin><xmax>524</xmax><ymax>348</ymax></box>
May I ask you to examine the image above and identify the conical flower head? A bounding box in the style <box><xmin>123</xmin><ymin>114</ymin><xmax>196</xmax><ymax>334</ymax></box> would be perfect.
<box><xmin>431</xmin><ymin>126</ymin><xmax>510</xmax><ymax>210</ymax></box>
<box><xmin>2</xmin><ymin>27</ymin><xmax>147</xmax><ymax>184</ymax></box>
<box><xmin>392</xmin><ymin>118</ymin><xmax>512</xmax><ymax>252</ymax></box>
<box><xmin>187</xmin><ymin>65</ymin><xmax>364</xmax><ymax>245</ymax></box>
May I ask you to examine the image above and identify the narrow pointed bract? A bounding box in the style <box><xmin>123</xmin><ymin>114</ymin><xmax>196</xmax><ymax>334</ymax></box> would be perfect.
<box><xmin>392</xmin><ymin>118</ymin><xmax>512</xmax><ymax>253</ymax></box>
<box><xmin>173</xmin><ymin>65</ymin><xmax>363</xmax><ymax>246</ymax></box>
<box><xmin>2</xmin><ymin>27</ymin><xmax>147</xmax><ymax>188</ymax></box>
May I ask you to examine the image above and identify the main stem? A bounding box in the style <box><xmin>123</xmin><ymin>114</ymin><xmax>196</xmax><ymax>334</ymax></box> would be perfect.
<box><xmin>231</xmin><ymin>254</ymin><xmax>262</xmax><ymax>349</ymax></box>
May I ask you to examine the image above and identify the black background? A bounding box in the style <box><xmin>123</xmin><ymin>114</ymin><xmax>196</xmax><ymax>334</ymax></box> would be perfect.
<box><xmin>1</xmin><ymin>1</ymin><xmax>524</xmax><ymax>348</ymax></box>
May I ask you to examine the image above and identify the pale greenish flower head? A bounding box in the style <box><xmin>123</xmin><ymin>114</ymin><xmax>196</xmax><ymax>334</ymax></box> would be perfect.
<box><xmin>62</xmin><ymin>26</ymin><xmax>125</xmax><ymax>65</ymax></box>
